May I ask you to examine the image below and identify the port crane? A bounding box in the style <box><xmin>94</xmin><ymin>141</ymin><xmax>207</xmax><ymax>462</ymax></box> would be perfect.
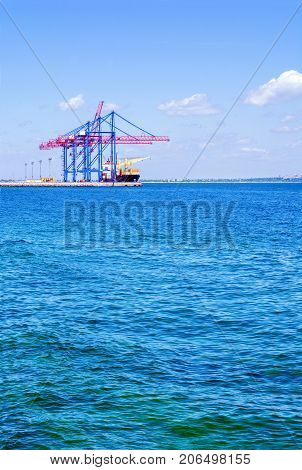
<box><xmin>40</xmin><ymin>102</ymin><xmax>169</xmax><ymax>182</ymax></box>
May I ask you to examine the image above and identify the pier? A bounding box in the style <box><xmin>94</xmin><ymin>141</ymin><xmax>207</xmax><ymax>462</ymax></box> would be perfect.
<box><xmin>0</xmin><ymin>181</ymin><xmax>142</xmax><ymax>187</ymax></box>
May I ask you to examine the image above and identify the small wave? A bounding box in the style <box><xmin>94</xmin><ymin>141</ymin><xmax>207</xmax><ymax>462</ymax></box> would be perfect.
<box><xmin>0</xmin><ymin>239</ymin><xmax>33</xmax><ymax>247</ymax></box>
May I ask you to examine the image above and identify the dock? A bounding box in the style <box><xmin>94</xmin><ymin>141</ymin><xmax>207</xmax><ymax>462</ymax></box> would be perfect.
<box><xmin>0</xmin><ymin>181</ymin><xmax>142</xmax><ymax>187</ymax></box>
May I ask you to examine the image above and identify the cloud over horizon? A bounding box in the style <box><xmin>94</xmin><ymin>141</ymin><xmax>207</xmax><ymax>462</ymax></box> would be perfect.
<box><xmin>245</xmin><ymin>70</ymin><xmax>302</xmax><ymax>106</ymax></box>
<box><xmin>103</xmin><ymin>102</ymin><xmax>120</xmax><ymax>112</ymax></box>
<box><xmin>158</xmin><ymin>93</ymin><xmax>219</xmax><ymax>116</ymax></box>
<box><xmin>281</xmin><ymin>114</ymin><xmax>295</xmax><ymax>123</ymax></box>
<box><xmin>241</xmin><ymin>146</ymin><xmax>269</xmax><ymax>155</ymax></box>
<box><xmin>59</xmin><ymin>94</ymin><xmax>84</xmax><ymax>111</ymax></box>
<box><xmin>272</xmin><ymin>125</ymin><xmax>302</xmax><ymax>134</ymax></box>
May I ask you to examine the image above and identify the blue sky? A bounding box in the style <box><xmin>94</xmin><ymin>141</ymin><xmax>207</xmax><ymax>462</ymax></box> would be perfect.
<box><xmin>0</xmin><ymin>0</ymin><xmax>301</xmax><ymax>179</ymax></box>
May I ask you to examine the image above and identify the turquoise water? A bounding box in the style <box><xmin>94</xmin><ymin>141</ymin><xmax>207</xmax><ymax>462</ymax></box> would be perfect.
<box><xmin>1</xmin><ymin>183</ymin><xmax>301</xmax><ymax>449</ymax></box>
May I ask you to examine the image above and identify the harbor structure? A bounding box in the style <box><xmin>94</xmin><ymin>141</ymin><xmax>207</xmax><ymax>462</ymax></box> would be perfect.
<box><xmin>39</xmin><ymin>101</ymin><xmax>169</xmax><ymax>183</ymax></box>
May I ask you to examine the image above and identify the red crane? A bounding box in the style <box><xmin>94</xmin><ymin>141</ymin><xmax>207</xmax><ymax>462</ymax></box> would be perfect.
<box><xmin>40</xmin><ymin>101</ymin><xmax>169</xmax><ymax>182</ymax></box>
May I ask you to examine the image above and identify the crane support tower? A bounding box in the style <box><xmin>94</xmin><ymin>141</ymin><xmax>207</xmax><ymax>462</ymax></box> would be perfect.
<box><xmin>39</xmin><ymin>101</ymin><xmax>169</xmax><ymax>182</ymax></box>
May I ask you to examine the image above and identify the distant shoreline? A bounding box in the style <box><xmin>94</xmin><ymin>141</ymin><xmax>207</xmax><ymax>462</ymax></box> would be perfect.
<box><xmin>142</xmin><ymin>179</ymin><xmax>302</xmax><ymax>184</ymax></box>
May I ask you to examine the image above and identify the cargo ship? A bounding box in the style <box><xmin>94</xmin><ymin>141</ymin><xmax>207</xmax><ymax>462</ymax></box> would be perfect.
<box><xmin>102</xmin><ymin>157</ymin><xmax>149</xmax><ymax>183</ymax></box>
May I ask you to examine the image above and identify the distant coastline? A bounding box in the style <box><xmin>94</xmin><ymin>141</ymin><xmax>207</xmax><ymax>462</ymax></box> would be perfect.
<box><xmin>142</xmin><ymin>177</ymin><xmax>302</xmax><ymax>183</ymax></box>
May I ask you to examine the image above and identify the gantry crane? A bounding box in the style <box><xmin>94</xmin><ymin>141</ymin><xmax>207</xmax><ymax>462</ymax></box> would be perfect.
<box><xmin>39</xmin><ymin>101</ymin><xmax>169</xmax><ymax>182</ymax></box>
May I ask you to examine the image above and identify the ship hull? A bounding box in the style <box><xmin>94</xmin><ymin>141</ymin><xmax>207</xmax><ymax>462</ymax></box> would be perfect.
<box><xmin>116</xmin><ymin>174</ymin><xmax>140</xmax><ymax>182</ymax></box>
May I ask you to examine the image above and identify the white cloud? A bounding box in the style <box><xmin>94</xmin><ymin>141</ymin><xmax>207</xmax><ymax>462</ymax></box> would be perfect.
<box><xmin>288</xmin><ymin>140</ymin><xmax>302</xmax><ymax>149</ymax></box>
<box><xmin>272</xmin><ymin>125</ymin><xmax>302</xmax><ymax>133</ymax></box>
<box><xmin>245</xmin><ymin>70</ymin><xmax>302</xmax><ymax>106</ymax></box>
<box><xmin>241</xmin><ymin>147</ymin><xmax>269</xmax><ymax>155</ymax></box>
<box><xmin>273</xmin><ymin>126</ymin><xmax>291</xmax><ymax>133</ymax></box>
<box><xmin>281</xmin><ymin>114</ymin><xmax>295</xmax><ymax>122</ymax></box>
<box><xmin>103</xmin><ymin>102</ymin><xmax>120</xmax><ymax>112</ymax></box>
<box><xmin>59</xmin><ymin>94</ymin><xmax>84</xmax><ymax>111</ymax></box>
<box><xmin>158</xmin><ymin>93</ymin><xmax>219</xmax><ymax>116</ymax></box>
<box><xmin>237</xmin><ymin>138</ymin><xmax>250</xmax><ymax>145</ymax></box>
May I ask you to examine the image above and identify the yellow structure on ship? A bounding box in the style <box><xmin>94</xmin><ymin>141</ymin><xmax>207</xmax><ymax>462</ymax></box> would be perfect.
<box><xmin>103</xmin><ymin>157</ymin><xmax>150</xmax><ymax>182</ymax></box>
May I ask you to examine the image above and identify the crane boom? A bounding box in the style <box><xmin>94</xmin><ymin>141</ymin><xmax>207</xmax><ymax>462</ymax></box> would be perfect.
<box><xmin>39</xmin><ymin>101</ymin><xmax>169</xmax><ymax>182</ymax></box>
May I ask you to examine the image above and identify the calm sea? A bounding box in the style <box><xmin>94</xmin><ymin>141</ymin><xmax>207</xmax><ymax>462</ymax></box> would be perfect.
<box><xmin>1</xmin><ymin>183</ymin><xmax>301</xmax><ymax>449</ymax></box>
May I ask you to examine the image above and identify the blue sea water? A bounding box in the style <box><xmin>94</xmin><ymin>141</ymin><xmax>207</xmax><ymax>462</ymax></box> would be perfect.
<box><xmin>1</xmin><ymin>183</ymin><xmax>301</xmax><ymax>450</ymax></box>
